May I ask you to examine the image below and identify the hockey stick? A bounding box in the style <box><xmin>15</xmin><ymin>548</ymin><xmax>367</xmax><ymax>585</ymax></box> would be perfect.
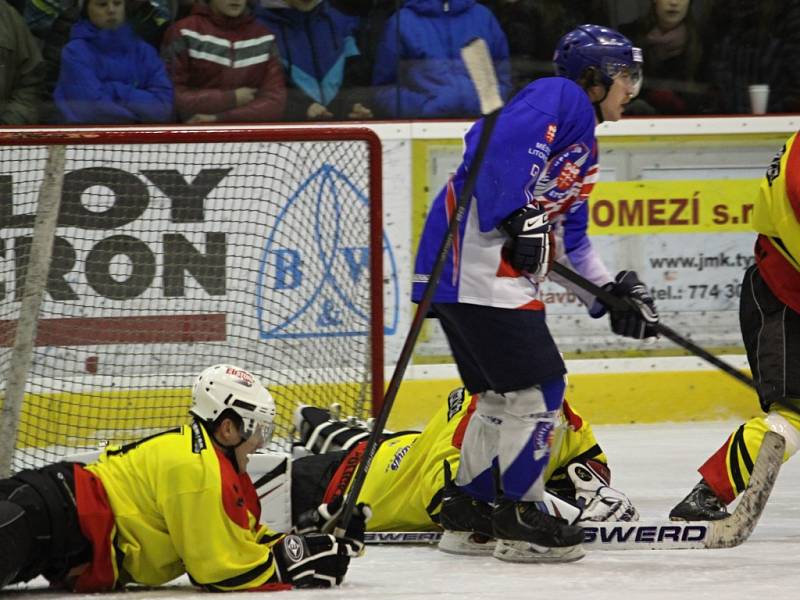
<box><xmin>365</xmin><ymin>431</ymin><xmax>785</xmax><ymax>550</ymax></box>
<box><xmin>550</xmin><ymin>261</ymin><xmax>756</xmax><ymax>390</ymax></box>
<box><xmin>334</xmin><ymin>38</ymin><xmax>505</xmax><ymax>537</ymax></box>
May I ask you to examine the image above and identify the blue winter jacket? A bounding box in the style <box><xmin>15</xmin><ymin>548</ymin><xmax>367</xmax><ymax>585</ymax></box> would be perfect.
<box><xmin>255</xmin><ymin>1</ymin><xmax>365</xmax><ymax>119</ymax></box>
<box><xmin>54</xmin><ymin>20</ymin><xmax>173</xmax><ymax>124</ymax></box>
<box><xmin>372</xmin><ymin>0</ymin><xmax>511</xmax><ymax>118</ymax></box>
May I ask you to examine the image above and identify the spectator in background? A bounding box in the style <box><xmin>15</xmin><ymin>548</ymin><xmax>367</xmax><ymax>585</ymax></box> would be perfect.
<box><xmin>255</xmin><ymin>0</ymin><xmax>372</xmax><ymax>121</ymax></box>
<box><xmin>703</xmin><ymin>0</ymin><xmax>800</xmax><ymax>114</ymax></box>
<box><xmin>54</xmin><ymin>0</ymin><xmax>173</xmax><ymax>124</ymax></box>
<box><xmin>619</xmin><ymin>0</ymin><xmax>707</xmax><ymax>115</ymax></box>
<box><xmin>372</xmin><ymin>0</ymin><xmax>511</xmax><ymax>119</ymax></box>
<box><xmin>162</xmin><ymin>0</ymin><xmax>286</xmax><ymax>123</ymax></box>
<box><xmin>480</xmin><ymin>0</ymin><xmax>609</xmax><ymax>97</ymax></box>
<box><xmin>25</xmin><ymin>0</ymin><xmax>175</xmax><ymax>122</ymax></box>
<box><xmin>0</xmin><ymin>0</ymin><xmax>44</xmax><ymax>124</ymax></box>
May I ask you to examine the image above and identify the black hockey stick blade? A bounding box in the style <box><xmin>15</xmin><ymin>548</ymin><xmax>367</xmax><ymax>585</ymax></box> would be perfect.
<box><xmin>550</xmin><ymin>261</ymin><xmax>756</xmax><ymax>390</ymax></box>
<box><xmin>334</xmin><ymin>38</ymin><xmax>505</xmax><ymax>537</ymax></box>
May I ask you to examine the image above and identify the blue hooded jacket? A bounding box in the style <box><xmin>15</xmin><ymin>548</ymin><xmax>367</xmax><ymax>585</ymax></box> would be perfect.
<box><xmin>255</xmin><ymin>0</ymin><xmax>365</xmax><ymax>119</ymax></box>
<box><xmin>54</xmin><ymin>20</ymin><xmax>173</xmax><ymax>124</ymax></box>
<box><xmin>372</xmin><ymin>0</ymin><xmax>511</xmax><ymax>118</ymax></box>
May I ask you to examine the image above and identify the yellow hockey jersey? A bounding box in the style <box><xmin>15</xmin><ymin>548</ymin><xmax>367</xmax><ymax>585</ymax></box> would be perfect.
<box><xmin>84</xmin><ymin>421</ymin><xmax>283</xmax><ymax>591</ymax></box>
<box><xmin>753</xmin><ymin>130</ymin><xmax>800</xmax><ymax>312</ymax></box>
<box><xmin>357</xmin><ymin>390</ymin><xmax>606</xmax><ymax>531</ymax></box>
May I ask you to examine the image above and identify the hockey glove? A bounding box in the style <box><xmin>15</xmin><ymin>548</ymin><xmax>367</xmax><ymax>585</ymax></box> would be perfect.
<box><xmin>294</xmin><ymin>495</ymin><xmax>372</xmax><ymax>548</ymax></box>
<box><xmin>568</xmin><ymin>461</ymin><xmax>638</xmax><ymax>522</ymax></box>
<box><xmin>273</xmin><ymin>533</ymin><xmax>362</xmax><ymax>588</ymax></box>
<box><xmin>593</xmin><ymin>270</ymin><xmax>659</xmax><ymax>339</ymax></box>
<box><xmin>500</xmin><ymin>203</ymin><xmax>553</xmax><ymax>278</ymax></box>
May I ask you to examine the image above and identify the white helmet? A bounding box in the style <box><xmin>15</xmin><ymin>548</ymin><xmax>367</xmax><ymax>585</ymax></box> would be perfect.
<box><xmin>191</xmin><ymin>364</ymin><xmax>276</xmax><ymax>442</ymax></box>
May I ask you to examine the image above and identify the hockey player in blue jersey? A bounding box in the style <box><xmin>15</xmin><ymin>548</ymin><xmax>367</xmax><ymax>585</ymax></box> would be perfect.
<box><xmin>412</xmin><ymin>25</ymin><xmax>659</xmax><ymax>563</ymax></box>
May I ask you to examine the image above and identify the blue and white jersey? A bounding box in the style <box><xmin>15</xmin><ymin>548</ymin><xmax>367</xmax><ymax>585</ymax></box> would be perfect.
<box><xmin>412</xmin><ymin>77</ymin><xmax>611</xmax><ymax>310</ymax></box>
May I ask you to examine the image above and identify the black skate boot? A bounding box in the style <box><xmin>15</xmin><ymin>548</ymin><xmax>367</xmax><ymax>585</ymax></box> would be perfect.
<box><xmin>437</xmin><ymin>461</ymin><xmax>496</xmax><ymax>556</ymax></box>
<box><xmin>669</xmin><ymin>479</ymin><xmax>729</xmax><ymax>521</ymax></box>
<box><xmin>492</xmin><ymin>498</ymin><xmax>585</xmax><ymax>563</ymax></box>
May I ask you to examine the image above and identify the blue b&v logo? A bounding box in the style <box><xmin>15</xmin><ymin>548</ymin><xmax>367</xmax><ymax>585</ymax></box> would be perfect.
<box><xmin>256</xmin><ymin>164</ymin><xmax>398</xmax><ymax>339</ymax></box>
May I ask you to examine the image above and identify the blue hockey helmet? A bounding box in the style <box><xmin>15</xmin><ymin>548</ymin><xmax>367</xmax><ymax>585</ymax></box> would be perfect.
<box><xmin>553</xmin><ymin>24</ymin><xmax>643</xmax><ymax>95</ymax></box>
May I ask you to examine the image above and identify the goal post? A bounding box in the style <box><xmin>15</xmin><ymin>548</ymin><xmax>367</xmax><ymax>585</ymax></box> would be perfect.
<box><xmin>0</xmin><ymin>125</ymin><xmax>383</xmax><ymax>475</ymax></box>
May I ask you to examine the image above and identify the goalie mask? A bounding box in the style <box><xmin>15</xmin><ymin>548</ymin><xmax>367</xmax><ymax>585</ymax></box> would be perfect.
<box><xmin>191</xmin><ymin>364</ymin><xmax>276</xmax><ymax>445</ymax></box>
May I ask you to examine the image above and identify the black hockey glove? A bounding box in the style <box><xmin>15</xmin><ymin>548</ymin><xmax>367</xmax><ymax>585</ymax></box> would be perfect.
<box><xmin>273</xmin><ymin>533</ymin><xmax>362</xmax><ymax>588</ymax></box>
<box><xmin>595</xmin><ymin>270</ymin><xmax>659</xmax><ymax>339</ymax></box>
<box><xmin>500</xmin><ymin>203</ymin><xmax>553</xmax><ymax>278</ymax></box>
<box><xmin>294</xmin><ymin>495</ymin><xmax>372</xmax><ymax>545</ymax></box>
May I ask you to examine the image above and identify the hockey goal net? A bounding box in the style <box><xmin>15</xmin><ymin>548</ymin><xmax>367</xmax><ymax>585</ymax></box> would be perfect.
<box><xmin>0</xmin><ymin>125</ymin><xmax>383</xmax><ymax>474</ymax></box>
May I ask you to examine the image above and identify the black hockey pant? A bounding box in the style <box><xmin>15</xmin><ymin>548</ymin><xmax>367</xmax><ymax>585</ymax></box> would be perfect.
<box><xmin>0</xmin><ymin>463</ymin><xmax>90</xmax><ymax>588</ymax></box>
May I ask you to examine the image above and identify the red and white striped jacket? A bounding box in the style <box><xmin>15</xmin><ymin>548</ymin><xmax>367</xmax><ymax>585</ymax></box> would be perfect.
<box><xmin>162</xmin><ymin>4</ymin><xmax>286</xmax><ymax>122</ymax></box>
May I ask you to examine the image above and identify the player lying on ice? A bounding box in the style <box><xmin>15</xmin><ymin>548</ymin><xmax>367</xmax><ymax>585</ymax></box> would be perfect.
<box><xmin>248</xmin><ymin>386</ymin><xmax>638</xmax><ymax>557</ymax></box>
<box><xmin>0</xmin><ymin>364</ymin><xmax>369</xmax><ymax>592</ymax></box>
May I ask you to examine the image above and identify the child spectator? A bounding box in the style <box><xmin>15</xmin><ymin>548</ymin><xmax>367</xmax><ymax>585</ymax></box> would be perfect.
<box><xmin>53</xmin><ymin>0</ymin><xmax>173</xmax><ymax>124</ymax></box>
<box><xmin>371</xmin><ymin>0</ymin><xmax>511</xmax><ymax>119</ymax></box>
<box><xmin>0</xmin><ymin>0</ymin><xmax>44</xmax><ymax>124</ymax></box>
<box><xmin>619</xmin><ymin>0</ymin><xmax>707</xmax><ymax>115</ymax></box>
<box><xmin>256</xmin><ymin>0</ymin><xmax>372</xmax><ymax>121</ymax></box>
<box><xmin>162</xmin><ymin>0</ymin><xmax>286</xmax><ymax>123</ymax></box>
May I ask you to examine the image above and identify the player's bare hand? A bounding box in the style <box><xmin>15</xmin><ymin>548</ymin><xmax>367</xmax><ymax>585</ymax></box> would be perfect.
<box><xmin>307</xmin><ymin>102</ymin><xmax>333</xmax><ymax>119</ymax></box>
<box><xmin>235</xmin><ymin>87</ymin><xmax>258</xmax><ymax>107</ymax></box>
<box><xmin>235</xmin><ymin>424</ymin><xmax>265</xmax><ymax>471</ymax></box>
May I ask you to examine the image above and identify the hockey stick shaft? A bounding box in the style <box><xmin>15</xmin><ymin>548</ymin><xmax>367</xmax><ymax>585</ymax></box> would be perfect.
<box><xmin>335</xmin><ymin>39</ymin><xmax>504</xmax><ymax>536</ymax></box>
<box><xmin>550</xmin><ymin>261</ymin><xmax>756</xmax><ymax>390</ymax></box>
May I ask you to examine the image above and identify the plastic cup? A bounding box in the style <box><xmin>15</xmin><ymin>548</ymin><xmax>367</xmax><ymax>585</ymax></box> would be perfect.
<box><xmin>748</xmin><ymin>84</ymin><xmax>770</xmax><ymax>115</ymax></box>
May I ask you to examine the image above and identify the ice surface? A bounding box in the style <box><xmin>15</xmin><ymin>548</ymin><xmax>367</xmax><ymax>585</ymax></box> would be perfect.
<box><xmin>6</xmin><ymin>420</ymin><xmax>799</xmax><ymax>600</ymax></box>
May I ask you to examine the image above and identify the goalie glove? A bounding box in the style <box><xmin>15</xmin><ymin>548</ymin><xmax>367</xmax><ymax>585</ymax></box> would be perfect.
<box><xmin>500</xmin><ymin>203</ymin><xmax>553</xmax><ymax>279</ymax></box>
<box><xmin>294</xmin><ymin>494</ymin><xmax>372</xmax><ymax>547</ymax></box>
<box><xmin>568</xmin><ymin>461</ymin><xmax>639</xmax><ymax>523</ymax></box>
<box><xmin>591</xmin><ymin>270</ymin><xmax>659</xmax><ymax>340</ymax></box>
<box><xmin>273</xmin><ymin>533</ymin><xmax>362</xmax><ymax>588</ymax></box>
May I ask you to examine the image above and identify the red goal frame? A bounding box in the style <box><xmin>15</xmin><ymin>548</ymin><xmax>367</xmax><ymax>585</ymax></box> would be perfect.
<box><xmin>0</xmin><ymin>124</ymin><xmax>385</xmax><ymax>417</ymax></box>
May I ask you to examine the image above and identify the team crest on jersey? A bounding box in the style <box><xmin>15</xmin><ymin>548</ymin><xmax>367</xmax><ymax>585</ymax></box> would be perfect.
<box><xmin>556</xmin><ymin>161</ymin><xmax>580</xmax><ymax>190</ymax></box>
<box><xmin>545</xmin><ymin>123</ymin><xmax>557</xmax><ymax>144</ymax></box>
<box><xmin>532</xmin><ymin>142</ymin><xmax>590</xmax><ymax>205</ymax></box>
<box><xmin>446</xmin><ymin>388</ymin><xmax>466</xmax><ymax>421</ymax></box>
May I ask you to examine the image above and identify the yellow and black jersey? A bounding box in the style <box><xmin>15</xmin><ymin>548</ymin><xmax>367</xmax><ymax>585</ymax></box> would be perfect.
<box><xmin>348</xmin><ymin>390</ymin><xmax>605</xmax><ymax>532</ymax></box>
<box><xmin>754</xmin><ymin>131</ymin><xmax>800</xmax><ymax>313</ymax></box>
<box><xmin>82</xmin><ymin>421</ymin><xmax>282</xmax><ymax>591</ymax></box>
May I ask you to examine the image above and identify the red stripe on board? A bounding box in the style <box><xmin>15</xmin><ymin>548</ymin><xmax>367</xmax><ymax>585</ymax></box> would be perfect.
<box><xmin>0</xmin><ymin>313</ymin><xmax>226</xmax><ymax>347</ymax></box>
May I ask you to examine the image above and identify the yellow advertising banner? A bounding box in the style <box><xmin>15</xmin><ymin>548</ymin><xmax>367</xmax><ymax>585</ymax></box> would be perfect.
<box><xmin>588</xmin><ymin>179</ymin><xmax>760</xmax><ymax>234</ymax></box>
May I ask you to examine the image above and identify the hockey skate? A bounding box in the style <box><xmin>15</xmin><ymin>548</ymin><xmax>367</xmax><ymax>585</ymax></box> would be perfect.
<box><xmin>669</xmin><ymin>479</ymin><xmax>729</xmax><ymax>521</ymax></box>
<box><xmin>492</xmin><ymin>498</ymin><xmax>585</xmax><ymax>563</ymax></box>
<box><xmin>437</xmin><ymin>462</ymin><xmax>496</xmax><ymax>556</ymax></box>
